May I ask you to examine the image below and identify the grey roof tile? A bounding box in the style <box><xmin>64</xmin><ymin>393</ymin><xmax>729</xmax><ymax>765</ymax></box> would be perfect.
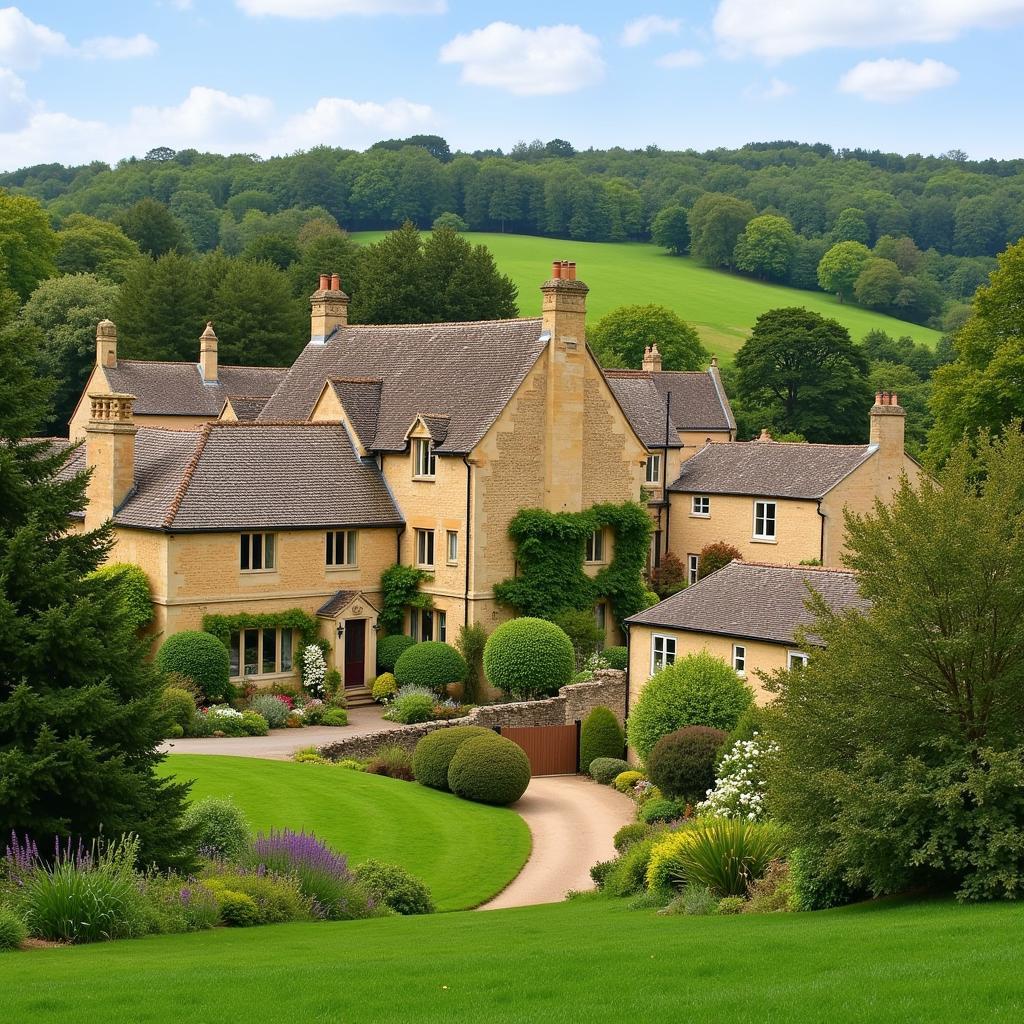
<box><xmin>224</xmin><ymin>396</ymin><xmax>271</xmax><ymax>421</ymax></box>
<box><xmin>326</xmin><ymin>378</ymin><xmax>382</xmax><ymax>448</ymax></box>
<box><xmin>258</xmin><ymin>318</ymin><xmax>547</xmax><ymax>453</ymax></box>
<box><xmin>669</xmin><ymin>440</ymin><xmax>876</xmax><ymax>499</ymax></box>
<box><xmin>625</xmin><ymin>560</ymin><xmax>867</xmax><ymax>645</ymax></box>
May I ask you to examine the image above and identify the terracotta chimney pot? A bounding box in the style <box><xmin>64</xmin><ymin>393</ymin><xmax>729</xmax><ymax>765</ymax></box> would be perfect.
<box><xmin>319</xmin><ymin>273</ymin><xmax>330</xmax><ymax>290</ymax></box>
<box><xmin>331</xmin><ymin>273</ymin><xmax>341</xmax><ymax>291</ymax></box>
<box><xmin>551</xmin><ymin>261</ymin><xmax>562</xmax><ymax>279</ymax></box>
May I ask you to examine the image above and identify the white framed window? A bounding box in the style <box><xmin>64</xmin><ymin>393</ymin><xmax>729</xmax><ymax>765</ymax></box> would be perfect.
<box><xmin>687</xmin><ymin>554</ymin><xmax>699</xmax><ymax>586</ymax></box>
<box><xmin>585</xmin><ymin>529</ymin><xmax>605</xmax><ymax>564</ymax></box>
<box><xmin>645</xmin><ymin>454</ymin><xmax>661</xmax><ymax>484</ymax></box>
<box><xmin>651</xmin><ymin>634</ymin><xmax>677</xmax><ymax>674</ymax></box>
<box><xmin>230</xmin><ymin>628</ymin><xmax>294</xmax><ymax>678</ymax></box>
<box><xmin>437</xmin><ymin>610</ymin><xmax>447</xmax><ymax>643</ymax></box>
<box><xmin>325</xmin><ymin>529</ymin><xmax>357</xmax><ymax>568</ymax></box>
<box><xmin>446</xmin><ymin>530</ymin><xmax>459</xmax><ymax>565</ymax></box>
<box><xmin>754</xmin><ymin>500</ymin><xmax>777</xmax><ymax>540</ymax></box>
<box><xmin>691</xmin><ymin>495</ymin><xmax>710</xmax><ymax>516</ymax></box>
<box><xmin>733</xmin><ymin>644</ymin><xmax>746</xmax><ymax>675</ymax></box>
<box><xmin>414</xmin><ymin>438</ymin><xmax>436</xmax><ymax>478</ymax></box>
<box><xmin>240</xmin><ymin>532</ymin><xmax>275</xmax><ymax>572</ymax></box>
<box><xmin>416</xmin><ymin>528</ymin><xmax>435</xmax><ymax>568</ymax></box>
<box><xmin>788</xmin><ymin>651</ymin><xmax>809</xmax><ymax>670</ymax></box>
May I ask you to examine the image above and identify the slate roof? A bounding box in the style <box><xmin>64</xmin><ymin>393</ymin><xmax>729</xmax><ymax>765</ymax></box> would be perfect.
<box><xmin>98</xmin><ymin>360</ymin><xmax>288</xmax><ymax>418</ymax></box>
<box><xmin>625</xmin><ymin>561</ymin><xmax>867</xmax><ymax>646</ymax></box>
<box><xmin>223</xmin><ymin>396</ymin><xmax>271</xmax><ymax>422</ymax></box>
<box><xmin>669</xmin><ymin>440</ymin><xmax>877</xmax><ymax>499</ymax></box>
<box><xmin>317</xmin><ymin>590</ymin><xmax>379</xmax><ymax>618</ymax></box>
<box><xmin>604</xmin><ymin>368</ymin><xmax>735</xmax><ymax>448</ymax></box>
<box><xmin>325</xmin><ymin>378</ymin><xmax>382</xmax><ymax>448</ymax></box>
<box><xmin>258</xmin><ymin>319</ymin><xmax>548</xmax><ymax>453</ymax></box>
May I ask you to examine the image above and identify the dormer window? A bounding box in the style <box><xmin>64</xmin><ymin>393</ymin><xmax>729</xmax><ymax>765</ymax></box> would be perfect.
<box><xmin>414</xmin><ymin>438</ymin><xmax>436</xmax><ymax>479</ymax></box>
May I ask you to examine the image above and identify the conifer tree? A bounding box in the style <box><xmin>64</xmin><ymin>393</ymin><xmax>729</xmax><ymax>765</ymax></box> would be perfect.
<box><xmin>0</xmin><ymin>324</ymin><xmax>193</xmax><ymax>869</ymax></box>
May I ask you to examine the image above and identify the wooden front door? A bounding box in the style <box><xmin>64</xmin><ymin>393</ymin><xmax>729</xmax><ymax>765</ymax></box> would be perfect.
<box><xmin>344</xmin><ymin>619</ymin><xmax>366</xmax><ymax>688</ymax></box>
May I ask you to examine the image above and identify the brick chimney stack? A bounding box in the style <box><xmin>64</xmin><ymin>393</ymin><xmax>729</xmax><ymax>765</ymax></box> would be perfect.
<box><xmin>199</xmin><ymin>321</ymin><xmax>218</xmax><ymax>382</ymax></box>
<box><xmin>642</xmin><ymin>344</ymin><xmax>662</xmax><ymax>372</ymax></box>
<box><xmin>540</xmin><ymin>260</ymin><xmax>589</xmax><ymax>512</ymax></box>
<box><xmin>85</xmin><ymin>393</ymin><xmax>137</xmax><ymax>530</ymax></box>
<box><xmin>96</xmin><ymin>319</ymin><xmax>117</xmax><ymax>368</ymax></box>
<box><xmin>310</xmin><ymin>272</ymin><xmax>349</xmax><ymax>343</ymax></box>
<box><xmin>870</xmin><ymin>390</ymin><xmax>906</xmax><ymax>452</ymax></box>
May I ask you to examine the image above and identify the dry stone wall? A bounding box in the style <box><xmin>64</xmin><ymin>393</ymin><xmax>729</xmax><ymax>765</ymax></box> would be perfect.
<box><xmin>320</xmin><ymin>669</ymin><xmax>626</xmax><ymax>761</ymax></box>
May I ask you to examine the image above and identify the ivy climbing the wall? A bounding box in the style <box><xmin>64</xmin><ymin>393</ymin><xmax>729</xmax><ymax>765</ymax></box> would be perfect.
<box><xmin>202</xmin><ymin>609</ymin><xmax>321</xmax><ymax>648</ymax></box>
<box><xmin>379</xmin><ymin>563</ymin><xmax>433</xmax><ymax>635</ymax></box>
<box><xmin>494</xmin><ymin>501</ymin><xmax>655</xmax><ymax>626</ymax></box>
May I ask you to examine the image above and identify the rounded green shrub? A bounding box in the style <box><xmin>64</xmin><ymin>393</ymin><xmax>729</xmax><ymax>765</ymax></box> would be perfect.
<box><xmin>383</xmin><ymin>691</ymin><xmax>435</xmax><ymax>724</ymax></box>
<box><xmin>0</xmin><ymin>907</ymin><xmax>26</xmax><ymax>951</ymax></box>
<box><xmin>483</xmin><ymin>617</ymin><xmax>575</xmax><ymax>698</ymax></box>
<box><xmin>602</xmin><ymin>646</ymin><xmax>628</xmax><ymax>671</ymax></box>
<box><xmin>627</xmin><ymin>651</ymin><xmax>754</xmax><ymax>760</ymax></box>
<box><xmin>640</xmin><ymin>796</ymin><xmax>690</xmax><ymax>825</ymax></box>
<box><xmin>394</xmin><ymin>641</ymin><xmax>468</xmax><ymax>691</ymax></box>
<box><xmin>372</xmin><ymin>671</ymin><xmax>398</xmax><ymax>703</ymax></box>
<box><xmin>249</xmin><ymin>693</ymin><xmax>289</xmax><ymax>729</ymax></box>
<box><xmin>353</xmin><ymin>860</ymin><xmax>435</xmax><ymax>915</ymax></box>
<box><xmin>647</xmin><ymin>725</ymin><xmax>728</xmax><ymax>802</ymax></box>
<box><xmin>217</xmin><ymin>890</ymin><xmax>260</xmax><ymax>927</ymax></box>
<box><xmin>182</xmin><ymin>796</ymin><xmax>250</xmax><ymax>860</ymax></box>
<box><xmin>613</xmin><ymin>770</ymin><xmax>646</xmax><ymax>794</ymax></box>
<box><xmin>240</xmin><ymin>710</ymin><xmax>269</xmax><ymax>736</ymax></box>
<box><xmin>167</xmin><ymin>723</ymin><xmax>184</xmax><ymax>739</ymax></box>
<box><xmin>412</xmin><ymin>725</ymin><xmax>493</xmax><ymax>791</ymax></box>
<box><xmin>376</xmin><ymin>634</ymin><xmax>416</xmax><ymax>672</ymax></box>
<box><xmin>588</xmin><ymin>756</ymin><xmax>631</xmax><ymax>785</ymax></box>
<box><xmin>156</xmin><ymin>630</ymin><xmax>232</xmax><ymax>703</ymax></box>
<box><xmin>613</xmin><ymin>821</ymin><xmax>651</xmax><ymax>853</ymax></box>
<box><xmin>447</xmin><ymin>733</ymin><xmax>531</xmax><ymax>806</ymax></box>
<box><xmin>579</xmin><ymin>706</ymin><xmax>625</xmax><ymax>772</ymax></box>
<box><xmin>322</xmin><ymin>707</ymin><xmax>348</xmax><ymax>726</ymax></box>
<box><xmin>159</xmin><ymin>686</ymin><xmax>195</xmax><ymax>733</ymax></box>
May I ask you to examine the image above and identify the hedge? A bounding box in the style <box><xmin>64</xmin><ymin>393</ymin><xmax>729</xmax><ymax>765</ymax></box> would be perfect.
<box><xmin>412</xmin><ymin>726</ymin><xmax>493</xmax><ymax>791</ymax></box>
<box><xmin>482</xmin><ymin>617</ymin><xmax>575</xmax><ymax>698</ymax></box>
<box><xmin>579</xmin><ymin>706</ymin><xmax>625</xmax><ymax>773</ymax></box>
<box><xmin>447</xmin><ymin>733</ymin><xmax>531</xmax><ymax>806</ymax></box>
<box><xmin>394</xmin><ymin>641</ymin><xmax>468</xmax><ymax>690</ymax></box>
<box><xmin>156</xmin><ymin>631</ymin><xmax>231</xmax><ymax>703</ymax></box>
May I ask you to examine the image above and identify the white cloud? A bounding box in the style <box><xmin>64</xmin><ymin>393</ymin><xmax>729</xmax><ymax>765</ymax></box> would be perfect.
<box><xmin>744</xmin><ymin>77</ymin><xmax>795</xmax><ymax>100</ymax></box>
<box><xmin>0</xmin><ymin>83</ymin><xmax>438</xmax><ymax>170</ymax></box>
<box><xmin>0</xmin><ymin>6</ymin><xmax>71</xmax><ymax>68</ymax></box>
<box><xmin>621</xmin><ymin>15</ymin><xmax>681</xmax><ymax>47</ymax></box>
<box><xmin>237</xmin><ymin>0</ymin><xmax>445</xmax><ymax>16</ymax></box>
<box><xmin>0</xmin><ymin>66</ymin><xmax>32</xmax><ymax>131</ymax></box>
<box><xmin>713</xmin><ymin>0</ymin><xmax>1024</xmax><ymax>59</ymax></box>
<box><xmin>276</xmin><ymin>96</ymin><xmax>435</xmax><ymax>151</ymax></box>
<box><xmin>838</xmin><ymin>57</ymin><xmax>959</xmax><ymax>102</ymax></box>
<box><xmin>439</xmin><ymin>22</ymin><xmax>604</xmax><ymax>96</ymax></box>
<box><xmin>79</xmin><ymin>34</ymin><xmax>158</xmax><ymax>60</ymax></box>
<box><xmin>656</xmin><ymin>48</ymin><xmax>705</xmax><ymax>68</ymax></box>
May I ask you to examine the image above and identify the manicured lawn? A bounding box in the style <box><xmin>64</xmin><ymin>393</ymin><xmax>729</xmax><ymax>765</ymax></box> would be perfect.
<box><xmin>156</xmin><ymin>755</ymin><xmax>530</xmax><ymax>911</ymax></box>
<box><xmin>2</xmin><ymin>896</ymin><xmax>1021</xmax><ymax>1022</ymax></box>
<box><xmin>351</xmin><ymin>231</ymin><xmax>942</xmax><ymax>360</ymax></box>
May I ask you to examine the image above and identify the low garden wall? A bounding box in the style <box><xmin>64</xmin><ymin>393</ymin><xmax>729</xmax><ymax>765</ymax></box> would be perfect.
<box><xmin>320</xmin><ymin>669</ymin><xmax>626</xmax><ymax>761</ymax></box>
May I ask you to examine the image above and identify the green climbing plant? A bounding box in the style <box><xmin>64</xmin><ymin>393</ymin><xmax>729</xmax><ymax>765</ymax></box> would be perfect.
<box><xmin>379</xmin><ymin>563</ymin><xmax>433</xmax><ymax>634</ymax></box>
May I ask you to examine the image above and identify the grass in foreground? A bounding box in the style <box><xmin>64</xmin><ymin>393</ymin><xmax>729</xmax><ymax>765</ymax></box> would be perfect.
<box><xmin>156</xmin><ymin>755</ymin><xmax>530</xmax><ymax>911</ymax></box>
<box><xmin>1</xmin><ymin>896</ymin><xmax>1020</xmax><ymax>1023</ymax></box>
<box><xmin>351</xmin><ymin>231</ymin><xmax>942</xmax><ymax>360</ymax></box>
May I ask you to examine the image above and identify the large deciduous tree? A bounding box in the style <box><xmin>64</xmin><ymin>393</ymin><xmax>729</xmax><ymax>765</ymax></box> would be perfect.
<box><xmin>55</xmin><ymin>214</ymin><xmax>140</xmax><ymax>282</ymax></box>
<box><xmin>733</xmin><ymin>214</ymin><xmax>798</xmax><ymax>281</ymax></box>
<box><xmin>650</xmin><ymin>204</ymin><xmax>691</xmax><ymax>255</ymax></box>
<box><xmin>589</xmin><ymin>304</ymin><xmax>708</xmax><ymax>371</ymax></box>
<box><xmin>817</xmin><ymin>241</ymin><xmax>871</xmax><ymax>302</ymax></box>
<box><xmin>0</xmin><ymin>319</ymin><xmax>193</xmax><ymax>869</ymax></box>
<box><xmin>115</xmin><ymin>198</ymin><xmax>187</xmax><ymax>258</ymax></box>
<box><xmin>687</xmin><ymin>193</ymin><xmax>756</xmax><ymax>268</ymax></box>
<box><xmin>766</xmin><ymin>429</ymin><xmax>1024</xmax><ymax>902</ymax></box>
<box><xmin>0</xmin><ymin>193</ymin><xmax>58</xmax><ymax>300</ymax></box>
<box><xmin>733</xmin><ymin>307</ymin><xmax>871</xmax><ymax>443</ymax></box>
<box><xmin>928</xmin><ymin>237</ymin><xmax>1024</xmax><ymax>465</ymax></box>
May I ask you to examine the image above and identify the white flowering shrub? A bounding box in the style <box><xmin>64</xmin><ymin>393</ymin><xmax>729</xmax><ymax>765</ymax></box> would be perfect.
<box><xmin>697</xmin><ymin>735</ymin><xmax>778</xmax><ymax>822</ymax></box>
<box><xmin>302</xmin><ymin>644</ymin><xmax>327</xmax><ymax>698</ymax></box>
<box><xmin>207</xmin><ymin>706</ymin><xmax>243</xmax><ymax>720</ymax></box>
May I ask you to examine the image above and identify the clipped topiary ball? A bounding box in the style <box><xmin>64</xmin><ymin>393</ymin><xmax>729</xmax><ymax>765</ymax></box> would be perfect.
<box><xmin>588</xmin><ymin>756</ymin><xmax>632</xmax><ymax>785</ymax></box>
<box><xmin>447</xmin><ymin>733</ymin><xmax>531</xmax><ymax>805</ymax></box>
<box><xmin>156</xmin><ymin>631</ymin><xmax>231</xmax><ymax>703</ymax></box>
<box><xmin>646</xmin><ymin>725</ymin><xmax>728</xmax><ymax>802</ymax></box>
<box><xmin>376</xmin><ymin>634</ymin><xmax>416</xmax><ymax>672</ymax></box>
<box><xmin>394</xmin><ymin>641</ymin><xmax>468</xmax><ymax>691</ymax></box>
<box><xmin>627</xmin><ymin>651</ymin><xmax>753</xmax><ymax>760</ymax></box>
<box><xmin>371</xmin><ymin>672</ymin><xmax>398</xmax><ymax>703</ymax></box>
<box><xmin>483</xmin><ymin>617</ymin><xmax>575</xmax><ymax>698</ymax></box>
<box><xmin>579</xmin><ymin>705</ymin><xmax>625</xmax><ymax>772</ymax></box>
<box><xmin>602</xmin><ymin>646</ymin><xmax>628</xmax><ymax>671</ymax></box>
<box><xmin>413</xmin><ymin>725</ymin><xmax>494</xmax><ymax>791</ymax></box>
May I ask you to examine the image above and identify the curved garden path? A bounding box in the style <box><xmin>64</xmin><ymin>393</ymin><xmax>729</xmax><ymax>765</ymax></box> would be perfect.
<box><xmin>478</xmin><ymin>776</ymin><xmax>635</xmax><ymax>911</ymax></box>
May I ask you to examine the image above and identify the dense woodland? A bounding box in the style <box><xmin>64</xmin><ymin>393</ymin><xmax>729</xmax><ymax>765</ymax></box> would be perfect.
<box><xmin>0</xmin><ymin>135</ymin><xmax>1021</xmax><ymax>463</ymax></box>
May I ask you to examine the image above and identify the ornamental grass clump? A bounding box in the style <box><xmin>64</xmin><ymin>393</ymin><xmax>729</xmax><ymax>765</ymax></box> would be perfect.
<box><xmin>0</xmin><ymin>906</ymin><xmax>26</xmax><ymax>951</ymax></box>
<box><xmin>248</xmin><ymin>829</ymin><xmax>378</xmax><ymax>921</ymax></box>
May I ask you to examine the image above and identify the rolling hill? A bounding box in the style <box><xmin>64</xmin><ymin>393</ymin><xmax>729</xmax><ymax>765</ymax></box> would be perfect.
<box><xmin>351</xmin><ymin>232</ymin><xmax>942</xmax><ymax>361</ymax></box>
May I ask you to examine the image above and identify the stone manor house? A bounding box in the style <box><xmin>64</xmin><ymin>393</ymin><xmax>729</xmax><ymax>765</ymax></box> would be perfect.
<box><xmin>57</xmin><ymin>262</ymin><xmax>920</xmax><ymax>702</ymax></box>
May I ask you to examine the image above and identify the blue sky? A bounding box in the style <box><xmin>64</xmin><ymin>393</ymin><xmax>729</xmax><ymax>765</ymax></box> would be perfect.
<box><xmin>1</xmin><ymin>1</ymin><xmax>1023</xmax><ymax>171</ymax></box>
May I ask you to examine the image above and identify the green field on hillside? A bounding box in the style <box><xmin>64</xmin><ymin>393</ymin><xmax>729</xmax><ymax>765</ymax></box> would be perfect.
<box><xmin>2</xmin><ymin>897</ymin><xmax>1020</xmax><ymax>1023</ymax></box>
<box><xmin>157</xmin><ymin>755</ymin><xmax>530</xmax><ymax>911</ymax></box>
<box><xmin>351</xmin><ymin>232</ymin><xmax>942</xmax><ymax>360</ymax></box>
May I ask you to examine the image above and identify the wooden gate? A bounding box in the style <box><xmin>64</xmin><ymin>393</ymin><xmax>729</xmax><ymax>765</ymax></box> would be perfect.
<box><xmin>498</xmin><ymin>723</ymin><xmax>579</xmax><ymax>776</ymax></box>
